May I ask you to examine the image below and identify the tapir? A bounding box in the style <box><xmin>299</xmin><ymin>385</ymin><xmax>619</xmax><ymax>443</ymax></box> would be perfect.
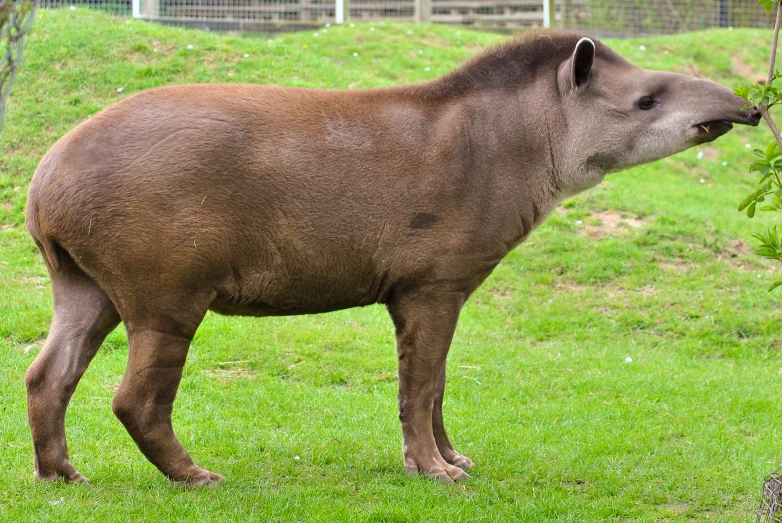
<box><xmin>24</xmin><ymin>33</ymin><xmax>760</xmax><ymax>486</ymax></box>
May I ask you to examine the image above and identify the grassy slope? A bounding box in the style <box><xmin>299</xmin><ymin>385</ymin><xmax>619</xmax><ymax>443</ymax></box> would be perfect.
<box><xmin>1</xmin><ymin>10</ymin><xmax>781</xmax><ymax>522</ymax></box>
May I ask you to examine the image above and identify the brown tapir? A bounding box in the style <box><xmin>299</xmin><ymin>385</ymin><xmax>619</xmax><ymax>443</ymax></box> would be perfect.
<box><xmin>25</xmin><ymin>32</ymin><xmax>760</xmax><ymax>486</ymax></box>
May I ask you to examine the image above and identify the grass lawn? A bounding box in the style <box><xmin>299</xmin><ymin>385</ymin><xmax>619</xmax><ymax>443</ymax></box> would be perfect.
<box><xmin>1</xmin><ymin>9</ymin><xmax>782</xmax><ymax>522</ymax></box>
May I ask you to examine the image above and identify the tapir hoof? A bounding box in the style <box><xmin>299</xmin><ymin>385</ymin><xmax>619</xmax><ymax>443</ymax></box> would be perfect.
<box><xmin>173</xmin><ymin>469</ymin><xmax>226</xmax><ymax>488</ymax></box>
<box><xmin>440</xmin><ymin>449</ymin><xmax>475</xmax><ymax>470</ymax></box>
<box><xmin>449</xmin><ymin>454</ymin><xmax>474</xmax><ymax>471</ymax></box>
<box><xmin>35</xmin><ymin>469</ymin><xmax>91</xmax><ymax>485</ymax></box>
<box><xmin>405</xmin><ymin>461</ymin><xmax>471</xmax><ymax>484</ymax></box>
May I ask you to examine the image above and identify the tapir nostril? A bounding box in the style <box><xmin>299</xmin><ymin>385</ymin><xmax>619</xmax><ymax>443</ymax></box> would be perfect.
<box><xmin>751</xmin><ymin>110</ymin><xmax>762</xmax><ymax>124</ymax></box>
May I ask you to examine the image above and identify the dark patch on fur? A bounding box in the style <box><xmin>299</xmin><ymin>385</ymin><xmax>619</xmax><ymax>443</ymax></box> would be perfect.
<box><xmin>410</xmin><ymin>213</ymin><xmax>437</xmax><ymax>230</ymax></box>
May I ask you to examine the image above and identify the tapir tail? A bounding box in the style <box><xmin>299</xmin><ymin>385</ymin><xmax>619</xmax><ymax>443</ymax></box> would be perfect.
<box><xmin>26</xmin><ymin>199</ymin><xmax>61</xmax><ymax>273</ymax></box>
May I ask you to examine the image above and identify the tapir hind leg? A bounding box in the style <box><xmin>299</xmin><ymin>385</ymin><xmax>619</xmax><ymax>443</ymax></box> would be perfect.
<box><xmin>111</xmin><ymin>296</ymin><xmax>224</xmax><ymax>487</ymax></box>
<box><xmin>25</xmin><ymin>251</ymin><xmax>121</xmax><ymax>483</ymax></box>
<box><xmin>388</xmin><ymin>290</ymin><xmax>471</xmax><ymax>483</ymax></box>
<box><xmin>433</xmin><ymin>365</ymin><xmax>474</xmax><ymax>470</ymax></box>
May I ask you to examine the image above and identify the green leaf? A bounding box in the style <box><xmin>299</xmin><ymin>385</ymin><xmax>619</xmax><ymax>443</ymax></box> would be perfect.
<box><xmin>765</xmin><ymin>141</ymin><xmax>779</xmax><ymax>160</ymax></box>
<box><xmin>739</xmin><ymin>194</ymin><xmax>755</xmax><ymax>212</ymax></box>
<box><xmin>748</xmin><ymin>201</ymin><xmax>757</xmax><ymax>218</ymax></box>
<box><xmin>769</xmin><ymin>281</ymin><xmax>782</xmax><ymax>292</ymax></box>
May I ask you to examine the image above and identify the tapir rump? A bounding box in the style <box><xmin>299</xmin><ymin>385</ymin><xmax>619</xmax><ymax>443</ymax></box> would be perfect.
<box><xmin>25</xmin><ymin>33</ymin><xmax>760</xmax><ymax>486</ymax></box>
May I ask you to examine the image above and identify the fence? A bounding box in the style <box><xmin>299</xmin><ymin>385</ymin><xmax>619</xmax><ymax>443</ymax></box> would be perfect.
<box><xmin>38</xmin><ymin>0</ymin><xmax>779</xmax><ymax>34</ymax></box>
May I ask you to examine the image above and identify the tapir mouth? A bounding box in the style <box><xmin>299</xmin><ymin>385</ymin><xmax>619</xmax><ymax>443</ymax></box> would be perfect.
<box><xmin>692</xmin><ymin>111</ymin><xmax>760</xmax><ymax>143</ymax></box>
<box><xmin>691</xmin><ymin>114</ymin><xmax>757</xmax><ymax>144</ymax></box>
<box><xmin>693</xmin><ymin>120</ymin><xmax>734</xmax><ymax>139</ymax></box>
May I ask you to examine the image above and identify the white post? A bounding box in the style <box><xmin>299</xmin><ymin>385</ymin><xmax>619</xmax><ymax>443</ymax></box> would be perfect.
<box><xmin>132</xmin><ymin>0</ymin><xmax>142</xmax><ymax>18</ymax></box>
<box><xmin>335</xmin><ymin>0</ymin><xmax>344</xmax><ymax>24</ymax></box>
<box><xmin>543</xmin><ymin>0</ymin><xmax>551</xmax><ymax>28</ymax></box>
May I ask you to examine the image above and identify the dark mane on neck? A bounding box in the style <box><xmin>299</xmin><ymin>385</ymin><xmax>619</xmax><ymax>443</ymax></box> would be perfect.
<box><xmin>423</xmin><ymin>32</ymin><xmax>608</xmax><ymax>98</ymax></box>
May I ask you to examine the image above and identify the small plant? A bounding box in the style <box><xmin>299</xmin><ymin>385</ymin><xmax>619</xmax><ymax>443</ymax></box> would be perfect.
<box><xmin>736</xmin><ymin>0</ymin><xmax>782</xmax><ymax>291</ymax></box>
<box><xmin>0</xmin><ymin>0</ymin><xmax>36</xmax><ymax>131</ymax></box>
<box><xmin>734</xmin><ymin>3</ymin><xmax>782</xmax><ymax>521</ymax></box>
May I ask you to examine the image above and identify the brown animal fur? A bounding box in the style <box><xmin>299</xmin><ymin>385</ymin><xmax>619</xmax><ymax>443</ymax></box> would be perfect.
<box><xmin>25</xmin><ymin>32</ymin><xmax>759</xmax><ymax>486</ymax></box>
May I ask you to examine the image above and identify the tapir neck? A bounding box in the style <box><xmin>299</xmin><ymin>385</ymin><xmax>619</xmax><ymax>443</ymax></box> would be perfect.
<box><xmin>433</xmin><ymin>86</ymin><xmax>566</xmax><ymax>249</ymax></box>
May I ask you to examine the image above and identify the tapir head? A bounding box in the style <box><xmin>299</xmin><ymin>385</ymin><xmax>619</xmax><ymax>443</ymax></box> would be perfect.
<box><xmin>555</xmin><ymin>37</ymin><xmax>760</xmax><ymax>187</ymax></box>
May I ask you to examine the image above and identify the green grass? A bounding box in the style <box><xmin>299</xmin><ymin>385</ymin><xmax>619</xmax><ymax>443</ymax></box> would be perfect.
<box><xmin>1</xmin><ymin>9</ymin><xmax>782</xmax><ymax>522</ymax></box>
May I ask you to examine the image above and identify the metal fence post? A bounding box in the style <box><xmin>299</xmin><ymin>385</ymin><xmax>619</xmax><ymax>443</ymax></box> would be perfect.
<box><xmin>543</xmin><ymin>0</ymin><xmax>555</xmax><ymax>28</ymax></box>
<box><xmin>132</xmin><ymin>0</ymin><xmax>142</xmax><ymax>18</ymax></box>
<box><xmin>145</xmin><ymin>0</ymin><xmax>160</xmax><ymax>19</ymax></box>
<box><xmin>336</xmin><ymin>0</ymin><xmax>349</xmax><ymax>24</ymax></box>
<box><xmin>415</xmin><ymin>0</ymin><xmax>431</xmax><ymax>23</ymax></box>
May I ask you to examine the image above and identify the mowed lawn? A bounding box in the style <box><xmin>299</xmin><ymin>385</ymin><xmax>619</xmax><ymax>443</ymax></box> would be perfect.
<box><xmin>1</xmin><ymin>9</ymin><xmax>782</xmax><ymax>522</ymax></box>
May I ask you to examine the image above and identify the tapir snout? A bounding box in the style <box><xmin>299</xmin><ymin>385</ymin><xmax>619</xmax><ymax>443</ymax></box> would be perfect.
<box><xmin>685</xmin><ymin>81</ymin><xmax>761</xmax><ymax>145</ymax></box>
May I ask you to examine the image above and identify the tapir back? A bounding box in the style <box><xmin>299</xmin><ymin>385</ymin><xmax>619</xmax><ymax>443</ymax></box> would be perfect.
<box><xmin>27</xmin><ymin>83</ymin><xmax>504</xmax><ymax>317</ymax></box>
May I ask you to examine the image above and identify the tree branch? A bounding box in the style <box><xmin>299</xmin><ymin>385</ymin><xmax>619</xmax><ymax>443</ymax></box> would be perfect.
<box><xmin>769</xmin><ymin>3</ymin><xmax>782</xmax><ymax>85</ymax></box>
<box><xmin>761</xmin><ymin>107</ymin><xmax>782</xmax><ymax>148</ymax></box>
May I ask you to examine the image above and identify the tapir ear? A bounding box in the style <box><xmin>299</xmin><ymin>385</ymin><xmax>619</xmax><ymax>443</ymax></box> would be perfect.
<box><xmin>571</xmin><ymin>37</ymin><xmax>595</xmax><ymax>89</ymax></box>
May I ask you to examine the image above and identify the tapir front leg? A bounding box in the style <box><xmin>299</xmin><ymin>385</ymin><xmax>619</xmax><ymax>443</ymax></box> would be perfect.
<box><xmin>433</xmin><ymin>365</ymin><xmax>474</xmax><ymax>470</ymax></box>
<box><xmin>387</xmin><ymin>290</ymin><xmax>470</xmax><ymax>483</ymax></box>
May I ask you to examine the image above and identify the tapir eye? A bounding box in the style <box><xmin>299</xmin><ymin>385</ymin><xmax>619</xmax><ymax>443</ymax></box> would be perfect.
<box><xmin>639</xmin><ymin>97</ymin><xmax>658</xmax><ymax>110</ymax></box>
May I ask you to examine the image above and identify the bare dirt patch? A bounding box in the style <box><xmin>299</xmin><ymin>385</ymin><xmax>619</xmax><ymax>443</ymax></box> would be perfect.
<box><xmin>578</xmin><ymin>210</ymin><xmax>646</xmax><ymax>239</ymax></box>
<box><xmin>717</xmin><ymin>239</ymin><xmax>779</xmax><ymax>272</ymax></box>
<box><xmin>149</xmin><ymin>38</ymin><xmax>176</xmax><ymax>54</ymax></box>
<box><xmin>664</xmin><ymin>502</ymin><xmax>692</xmax><ymax>515</ymax></box>
<box><xmin>683</xmin><ymin>63</ymin><xmax>715</xmax><ymax>81</ymax></box>
<box><xmin>699</xmin><ymin>147</ymin><xmax>721</xmax><ymax>161</ymax></box>
<box><xmin>17</xmin><ymin>276</ymin><xmax>48</xmax><ymax>288</ymax></box>
<box><xmin>204</xmin><ymin>368</ymin><xmax>257</xmax><ymax>384</ymax></box>
<box><xmin>732</xmin><ymin>56</ymin><xmax>766</xmax><ymax>83</ymax></box>
<box><xmin>554</xmin><ymin>280</ymin><xmax>589</xmax><ymax>293</ymax></box>
<box><xmin>659</xmin><ymin>260</ymin><xmax>694</xmax><ymax>273</ymax></box>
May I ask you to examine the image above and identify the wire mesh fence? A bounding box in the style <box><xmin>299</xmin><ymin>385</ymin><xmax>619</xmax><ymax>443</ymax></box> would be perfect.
<box><xmin>34</xmin><ymin>0</ymin><xmax>780</xmax><ymax>33</ymax></box>
<box><xmin>563</xmin><ymin>0</ymin><xmax>776</xmax><ymax>37</ymax></box>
